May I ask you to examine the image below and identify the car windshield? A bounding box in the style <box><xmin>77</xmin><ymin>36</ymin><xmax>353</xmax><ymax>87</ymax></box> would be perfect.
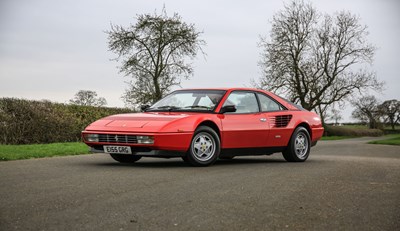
<box><xmin>148</xmin><ymin>90</ymin><xmax>226</xmax><ymax>112</ymax></box>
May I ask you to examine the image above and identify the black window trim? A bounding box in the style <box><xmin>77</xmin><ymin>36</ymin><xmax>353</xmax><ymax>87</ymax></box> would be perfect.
<box><xmin>255</xmin><ymin>92</ymin><xmax>288</xmax><ymax>113</ymax></box>
<box><xmin>275</xmin><ymin>95</ymin><xmax>305</xmax><ymax>111</ymax></box>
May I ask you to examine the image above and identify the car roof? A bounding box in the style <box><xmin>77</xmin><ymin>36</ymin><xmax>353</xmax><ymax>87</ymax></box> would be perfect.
<box><xmin>174</xmin><ymin>88</ymin><xmax>301</xmax><ymax>111</ymax></box>
<box><xmin>176</xmin><ymin>87</ymin><xmax>263</xmax><ymax>92</ymax></box>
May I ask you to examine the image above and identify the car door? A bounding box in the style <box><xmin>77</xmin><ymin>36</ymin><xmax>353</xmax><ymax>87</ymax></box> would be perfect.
<box><xmin>219</xmin><ymin>91</ymin><xmax>270</xmax><ymax>148</ymax></box>
<box><xmin>256</xmin><ymin>93</ymin><xmax>293</xmax><ymax>147</ymax></box>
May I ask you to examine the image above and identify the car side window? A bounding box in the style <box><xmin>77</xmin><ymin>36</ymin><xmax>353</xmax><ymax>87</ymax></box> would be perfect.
<box><xmin>223</xmin><ymin>92</ymin><xmax>259</xmax><ymax>113</ymax></box>
<box><xmin>257</xmin><ymin>93</ymin><xmax>283</xmax><ymax>112</ymax></box>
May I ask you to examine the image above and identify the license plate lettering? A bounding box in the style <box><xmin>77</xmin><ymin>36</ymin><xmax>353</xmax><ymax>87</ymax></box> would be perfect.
<box><xmin>103</xmin><ymin>145</ymin><xmax>132</xmax><ymax>154</ymax></box>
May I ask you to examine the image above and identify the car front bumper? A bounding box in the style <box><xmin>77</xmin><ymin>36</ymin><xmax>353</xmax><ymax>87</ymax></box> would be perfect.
<box><xmin>82</xmin><ymin>131</ymin><xmax>193</xmax><ymax>157</ymax></box>
<box><xmin>89</xmin><ymin>145</ymin><xmax>186</xmax><ymax>157</ymax></box>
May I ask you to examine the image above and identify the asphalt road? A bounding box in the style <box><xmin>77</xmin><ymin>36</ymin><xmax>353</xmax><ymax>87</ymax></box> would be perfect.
<box><xmin>1</xmin><ymin>137</ymin><xmax>399</xmax><ymax>231</ymax></box>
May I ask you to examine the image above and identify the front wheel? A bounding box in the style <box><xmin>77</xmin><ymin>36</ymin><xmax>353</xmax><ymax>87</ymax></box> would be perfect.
<box><xmin>186</xmin><ymin>126</ymin><xmax>220</xmax><ymax>167</ymax></box>
<box><xmin>282</xmin><ymin>127</ymin><xmax>310</xmax><ymax>162</ymax></box>
<box><xmin>110</xmin><ymin>154</ymin><xmax>142</xmax><ymax>163</ymax></box>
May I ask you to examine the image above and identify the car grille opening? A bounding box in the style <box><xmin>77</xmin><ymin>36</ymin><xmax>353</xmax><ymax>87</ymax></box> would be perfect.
<box><xmin>98</xmin><ymin>134</ymin><xmax>138</xmax><ymax>144</ymax></box>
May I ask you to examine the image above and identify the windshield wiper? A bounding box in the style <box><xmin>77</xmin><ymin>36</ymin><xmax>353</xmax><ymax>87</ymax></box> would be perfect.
<box><xmin>183</xmin><ymin>105</ymin><xmax>212</xmax><ymax>110</ymax></box>
<box><xmin>149</xmin><ymin>105</ymin><xmax>182</xmax><ymax>111</ymax></box>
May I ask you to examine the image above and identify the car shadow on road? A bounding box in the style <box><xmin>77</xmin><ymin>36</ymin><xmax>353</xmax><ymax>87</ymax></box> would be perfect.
<box><xmin>88</xmin><ymin>156</ymin><xmax>291</xmax><ymax>169</ymax></box>
<box><xmin>216</xmin><ymin>157</ymin><xmax>287</xmax><ymax>165</ymax></box>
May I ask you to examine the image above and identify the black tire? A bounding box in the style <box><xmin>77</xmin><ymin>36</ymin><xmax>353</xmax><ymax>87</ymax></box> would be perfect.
<box><xmin>181</xmin><ymin>156</ymin><xmax>190</xmax><ymax>163</ymax></box>
<box><xmin>186</xmin><ymin>126</ymin><xmax>220</xmax><ymax>167</ymax></box>
<box><xmin>110</xmin><ymin>154</ymin><xmax>142</xmax><ymax>163</ymax></box>
<box><xmin>282</xmin><ymin>127</ymin><xmax>310</xmax><ymax>162</ymax></box>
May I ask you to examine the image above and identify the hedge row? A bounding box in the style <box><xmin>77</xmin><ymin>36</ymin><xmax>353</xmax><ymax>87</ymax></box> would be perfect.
<box><xmin>324</xmin><ymin>125</ymin><xmax>384</xmax><ymax>137</ymax></box>
<box><xmin>0</xmin><ymin>98</ymin><xmax>133</xmax><ymax>145</ymax></box>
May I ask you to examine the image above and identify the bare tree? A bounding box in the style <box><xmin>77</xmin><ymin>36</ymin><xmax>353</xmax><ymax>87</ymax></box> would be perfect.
<box><xmin>107</xmin><ymin>8</ymin><xmax>205</xmax><ymax>107</ymax></box>
<box><xmin>257</xmin><ymin>0</ymin><xmax>383</xmax><ymax>123</ymax></box>
<box><xmin>69</xmin><ymin>90</ymin><xmax>107</xmax><ymax>107</ymax></box>
<box><xmin>327</xmin><ymin>107</ymin><xmax>343</xmax><ymax>125</ymax></box>
<box><xmin>378</xmin><ymin>99</ymin><xmax>400</xmax><ymax>130</ymax></box>
<box><xmin>351</xmin><ymin>95</ymin><xmax>380</xmax><ymax>129</ymax></box>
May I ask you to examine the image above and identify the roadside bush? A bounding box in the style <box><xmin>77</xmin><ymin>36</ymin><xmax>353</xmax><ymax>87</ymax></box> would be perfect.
<box><xmin>324</xmin><ymin>125</ymin><xmax>383</xmax><ymax>137</ymax></box>
<box><xmin>382</xmin><ymin>129</ymin><xmax>400</xmax><ymax>135</ymax></box>
<box><xmin>0</xmin><ymin>98</ymin><xmax>133</xmax><ymax>144</ymax></box>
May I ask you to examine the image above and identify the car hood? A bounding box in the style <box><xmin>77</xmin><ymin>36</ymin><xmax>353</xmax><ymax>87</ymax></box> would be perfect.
<box><xmin>84</xmin><ymin>112</ymin><xmax>196</xmax><ymax>133</ymax></box>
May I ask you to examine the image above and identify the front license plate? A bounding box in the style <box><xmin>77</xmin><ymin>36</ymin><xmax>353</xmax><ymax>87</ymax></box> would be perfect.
<box><xmin>103</xmin><ymin>145</ymin><xmax>132</xmax><ymax>154</ymax></box>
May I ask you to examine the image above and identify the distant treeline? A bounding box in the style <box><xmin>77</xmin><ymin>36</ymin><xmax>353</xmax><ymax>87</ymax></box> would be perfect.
<box><xmin>0</xmin><ymin>98</ymin><xmax>133</xmax><ymax>145</ymax></box>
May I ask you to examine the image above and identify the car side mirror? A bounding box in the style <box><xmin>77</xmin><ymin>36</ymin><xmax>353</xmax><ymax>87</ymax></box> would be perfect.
<box><xmin>140</xmin><ymin>105</ymin><xmax>150</xmax><ymax>112</ymax></box>
<box><xmin>220</xmin><ymin>105</ymin><xmax>236</xmax><ymax>114</ymax></box>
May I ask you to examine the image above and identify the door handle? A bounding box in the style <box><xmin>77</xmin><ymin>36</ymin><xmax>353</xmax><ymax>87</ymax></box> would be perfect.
<box><xmin>260</xmin><ymin>118</ymin><xmax>267</xmax><ymax>122</ymax></box>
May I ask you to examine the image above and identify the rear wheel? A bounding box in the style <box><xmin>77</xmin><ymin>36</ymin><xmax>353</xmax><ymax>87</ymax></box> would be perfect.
<box><xmin>186</xmin><ymin>126</ymin><xmax>220</xmax><ymax>167</ymax></box>
<box><xmin>282</xmin><ymin>127</ymin><xmax>310</xmax><ymax>162</ymax></box>
<box><xmin>110</xmin><ymin>154</ymin><xmax>142</xmax><ymax>163</ymax></box>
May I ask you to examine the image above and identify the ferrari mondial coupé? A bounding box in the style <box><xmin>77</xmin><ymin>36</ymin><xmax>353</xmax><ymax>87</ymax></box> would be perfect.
<box><xmin>82</xmin><ymin>88</ymin><xmax>324</xmax><ymax>166</ymax></box>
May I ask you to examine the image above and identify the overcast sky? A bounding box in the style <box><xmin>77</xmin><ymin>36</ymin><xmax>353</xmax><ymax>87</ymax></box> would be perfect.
<box><xmin>1</xmin><ymin>0</ymin><xmax>399</xmax><ymax>121</ymax></box>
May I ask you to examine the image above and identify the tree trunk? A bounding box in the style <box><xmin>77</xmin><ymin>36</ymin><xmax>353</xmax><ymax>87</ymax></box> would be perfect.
<box><xmin>153</xmin><ymin>76</ymin><xmax>161</xmax><ymax>103</ymax></box>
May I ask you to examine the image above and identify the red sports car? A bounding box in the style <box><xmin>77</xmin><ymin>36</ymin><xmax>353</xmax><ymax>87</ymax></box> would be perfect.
<box><xmin>82</xmin><ymin>88</ymin><xmax>324</xmax><ymax>166</ymax></box>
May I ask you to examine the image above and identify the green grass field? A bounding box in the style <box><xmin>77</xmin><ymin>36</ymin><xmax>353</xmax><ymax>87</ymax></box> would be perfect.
<box><xmin>368</xmin><ymin>134</ymin><xmax>400</xmax><ymax>146</ymax></box>
<box><xmin>0</xmin><ymin>142</ymin><xmax>90</xmax><ymax>161</ymax></box>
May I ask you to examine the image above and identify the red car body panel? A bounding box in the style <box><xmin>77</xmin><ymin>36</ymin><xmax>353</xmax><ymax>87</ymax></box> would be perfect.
<box><xmin>82</xmin><ymin>88</ymin><xmax>324</xmax><ymax>156</ymax></box>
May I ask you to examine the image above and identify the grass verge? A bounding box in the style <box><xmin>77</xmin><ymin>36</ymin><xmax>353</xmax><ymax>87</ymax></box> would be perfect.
<box><xmin>321</xmin><ymin>136</ymin><xmax>355</xmax><ymax>141</ymax></box>
<box><xmin>0</xmin><ymin>142</ymin><xmax>90</xmax><ymax>161</ymax></box>
<box><xmin>368</xmin><ymin>134</ymin><xmax>400</xmax><ymax>146</ymax></box>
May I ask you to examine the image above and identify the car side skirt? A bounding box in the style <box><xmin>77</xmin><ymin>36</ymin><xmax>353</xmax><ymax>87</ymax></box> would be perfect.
<box><xmin>219</xmin><ymin>147</ymin><xmax>287</xmax><ymax>158</ymax></box>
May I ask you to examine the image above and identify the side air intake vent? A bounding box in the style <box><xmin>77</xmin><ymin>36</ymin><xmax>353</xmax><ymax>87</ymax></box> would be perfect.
<box><xmin>269</xmin><ymin>115</ymin><xmax>293</xmax><ymax>128</ymax></box>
